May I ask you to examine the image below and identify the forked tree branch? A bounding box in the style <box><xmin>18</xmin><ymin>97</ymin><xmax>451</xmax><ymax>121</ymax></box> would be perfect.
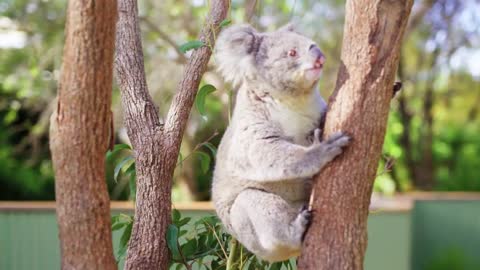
<box><xmin>164</xmin><ymin>1</ymin><xmax>229</xmax><ymax>151</ymax></box>
<box><xmin>114</xmin><ymin>0</ymin><xmax>229</xmax><ymax>269</ymax></box>
<box><xmin>140</xmin><ymin>17</ymin><xmax>189</xmax><ymax>64</ymax></box>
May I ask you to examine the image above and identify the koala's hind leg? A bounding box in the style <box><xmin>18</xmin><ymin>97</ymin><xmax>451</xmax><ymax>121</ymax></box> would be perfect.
<box><xmin>230</xmin><ymin>189</ymin><xmax>310</xmax><ymax>262</ymax></box>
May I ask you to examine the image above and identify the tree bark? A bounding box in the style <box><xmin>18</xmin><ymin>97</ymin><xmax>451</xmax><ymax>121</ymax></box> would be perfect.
<box><xmin>114</xmin><ymin>1</ymin><xmax>229</xmax><ymax>269</ymax></box>
<box><xmin>298</xmin><ymin>1</ymin><xmax>413</xmax><ymax>269</ymax></box>
<box><xmin>49</xmin><ymin>1</ymin><xmax>117</xmax><ymax>269</ymax></box>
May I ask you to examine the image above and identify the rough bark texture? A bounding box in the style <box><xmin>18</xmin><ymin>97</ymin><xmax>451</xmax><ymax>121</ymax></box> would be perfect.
<box><xmin>114</xmin><ymin>1</ymin><xmax>229</xmax><ymax>269</ymax></box>
<box><xmin>298</xmin><ymin>1</ymin><xmax>413</xmax><ymax>269</ymax></box>
<box><xmin>49</xmin><ymin>1</ymin><xmax>117</xmax><ymax>269</ymax></box>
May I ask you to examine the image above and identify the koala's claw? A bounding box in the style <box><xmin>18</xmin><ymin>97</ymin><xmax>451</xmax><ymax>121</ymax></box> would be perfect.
<box><xmin>298</xmin><ymin>206</ymin><xmax>313</xmax><ymax>227</ymax></box>
<box><xmin>316</xmin><ymin>132</ymin><xmax>351</xmax><ymax>163</ymax></box>
<box><xmin>313</xmin><ymin>128</ymin><xmax>322</xmax><ymax>144</ymax></box>
<box><xmin>326</xmin><ymin>132</ymin><xmax>351</xmax><ymax>148</ymax></box>
<box><xmin>298</xmin><ymin>206</ymin><xmax>313</xmax><ymax>241</ymax></box>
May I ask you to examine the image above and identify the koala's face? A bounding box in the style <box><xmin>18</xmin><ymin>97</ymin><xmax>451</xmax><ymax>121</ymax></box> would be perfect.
<box><xmin>256</xmin><ymin>29</ymin><xmax>325</xmax><ymax>93</ymax></box>
<box><xmin>215</xmin><ymin>24</ymin><xmax>325</xmax><ymax>94</ymax></box>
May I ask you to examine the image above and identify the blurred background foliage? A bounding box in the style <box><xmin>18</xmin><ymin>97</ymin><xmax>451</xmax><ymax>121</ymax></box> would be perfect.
<box><xmin>0</xmin><ymin>0</ymin><xmax>479</xmax><ymax>201</ymax></box>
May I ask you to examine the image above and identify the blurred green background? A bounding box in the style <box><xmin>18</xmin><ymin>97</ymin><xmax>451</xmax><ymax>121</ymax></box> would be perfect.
<box><xmin>0</xmin><ymin>0</ymin><xmax>479</xmax><ymax>202</ymax></box>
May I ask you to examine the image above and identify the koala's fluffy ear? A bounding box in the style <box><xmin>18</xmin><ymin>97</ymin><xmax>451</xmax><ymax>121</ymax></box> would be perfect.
<box><xmin>215</xmin><ymin>24</ymin><xmax>260</xmax><ymax>87</ymax></box>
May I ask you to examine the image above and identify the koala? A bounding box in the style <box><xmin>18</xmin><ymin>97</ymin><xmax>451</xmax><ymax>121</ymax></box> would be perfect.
<box><xmin>211</xmin><ymin>24</ymin><xmax>350</xmax><ymax>262</ymax></box>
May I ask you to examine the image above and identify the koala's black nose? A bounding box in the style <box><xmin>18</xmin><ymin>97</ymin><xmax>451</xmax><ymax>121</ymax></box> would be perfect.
<box><xmin>309</xmin><ymin>44</ymin><xmax>326</xmax><ymax>68</ymax></box>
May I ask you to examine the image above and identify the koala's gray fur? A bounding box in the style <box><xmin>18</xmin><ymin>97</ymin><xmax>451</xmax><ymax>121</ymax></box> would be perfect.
<box><xmin>212</xmin><ymin>24</ymin><xmax>350</xmax><ymax>262</ymax></box>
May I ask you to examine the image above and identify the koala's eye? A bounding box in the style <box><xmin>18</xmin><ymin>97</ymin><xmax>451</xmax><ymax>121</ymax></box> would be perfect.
<box><xmin>288</xmin><ymin>49</ymin><xmax>297</xmax><ymax>57</ymax></box>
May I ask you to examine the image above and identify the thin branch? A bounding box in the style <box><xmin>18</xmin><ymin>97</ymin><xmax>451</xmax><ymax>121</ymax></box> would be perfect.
<box><xmin>164</xmin><ymin>0</ymin><xmax>230</xmax><ymax>150</ymax></box>
<box><xmin>140</xmin><ymin>16</ymin><xmax>189</xmax><ymax>64</ymax></box>
<box><xmin>244</xmin><ymin>0</ymin><xmax>258</xmax><ymax>22</ymax></box>
<box><xmin>205</xmin><ymin>221</ymin><xmax>229</xmax><ymax>260</ymax></box>
<box><xmin>176</xmin><ymin>131</ymin><xmax>219</xmax><ymax>168</ymax></box>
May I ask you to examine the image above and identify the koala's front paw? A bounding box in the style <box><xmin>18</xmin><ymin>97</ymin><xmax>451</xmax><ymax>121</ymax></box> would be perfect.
<box><xmin>298</xmin><ymin>205</ymin><xmax>313</xmax><ymax>226</ymax></box>
<box><xmin>296</xmin><ymin>205</ymin><xmax>313</xmax><ymax>241</ymax></box>
<box><xmin>325</xmin><ymin>132</ymin><xmax>350</xmax><ymax>147</ymax></box>
<box><xmin>319</xmin><ymin>132</ymin><xmax>351</xmax><ymax>162</ymax></box>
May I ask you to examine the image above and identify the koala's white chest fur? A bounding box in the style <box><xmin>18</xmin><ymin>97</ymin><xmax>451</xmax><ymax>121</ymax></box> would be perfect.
<box><xmin>269</xmin><ymin>91</ymin><xmax>325</xmax><ymax>145</ymax></box>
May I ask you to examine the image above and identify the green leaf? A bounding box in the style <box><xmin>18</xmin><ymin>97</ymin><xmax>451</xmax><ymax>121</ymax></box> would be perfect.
<box><xmin>125</xmin><ymin>162</ymin><xmax>136</xmax><ymax>174</ymax></box>
<box><xmin>114</xmin><ymin>155</ymin><xmax>134</xmax><ymax>182</ymax></box>
<box><xmin>172</xmin><ymin>209</ymin><xmax>181</xmax><ymax>223</ymax></box>
<box><xmin>178</xmin><ymin>217</ymin><xmax>191</xmax><ymax>227</ymax></box>
<box><xmin>121</xmin><ymin>223</ymin><xmax>133</xmax><ymax>244</ymax></box>
<box><xmin>128</xmin><ymin>172</ymin><xmax>136</xmax><ymax>201</ymax></box>
<box><xmin>177</xmin><ymin>152</ymin><xmax>184</xmax><ymax>168</ymax></box>
<box><xmin>116</xmin><ymin>244</ymin><xmax>127</xmax><ymax>262</ymax></box>
<box><xmin>181</xmin><ymin>238</ymin><xmax>198</xmax><ymax>258</ymax></box>
<box><xmin>201</xmin><ymin>216</ymin><xmax>220</xmax><ymax>227</ymax></box>
<box><xmin>287</xmin><ymin>259</ymin><xmax>296</xmax><ymax>269</ymax></box>
<box><xmin>216</xmin><ymin>264</ymin><xmax>227</xmax><ymax>270</ymax></box>
<box><xmin>169</xmin><ymin>263</ymin><xmax>182</xmax><ymax>270</ymax></box>
<box><xmin>195</xmin><ymin>84</ymin><xmax>216</xmax><ymax>118</ymax></box>
<box><xmin>126</xmin><ymin>162</ymin><xmax>136</xmax><ymax>200</ymax></box>
<box><xmin>179</xmin><ymin>40</ymin><xmax>205</xmax><ymax>53</ymax></box>
<box><xmin>211</xmin><ymin>259</ymin><xmax>221</xmax><ymax>270</ymax></box>
<box><xmin>111</xmin><ymin>215</ymin><xmax>119</xmax><ymax>226</ymax></box>
<box><xmin>117</xmin><ymin>221</ymin><xmax>133</xmax><ymax>260</ymax></box>
<box><xmin>201</xmin><ymin>142</ymin><xmax>217</xmax><ymax>158</ymax></box>
<box><xmin>106</xmin><ymin>143</ymin><xmax>131</xmax><ymax>161</ymax></box>
<box><xmin>219</xmin><ymin>19</ymin><xmax>231</xmax><ymax>28</ymax></box>
<box><xmin>270</xmin><ymin>262</ymin><xmax>282</xmax><ymax>270</ymax></box>
<box><xmin>247</xmin><ymin>257</ymin><xmax>257</xmax><ymax>270</ymax></box>
<box><xmin>179</xmin><ymin>229</ymin><xmax>188</xmax><ymax>237</ymax></box>
<box><xmin>112</xmin><ymin>221</ymin><xmax>126</xmax><ymax>231</ymax></box>
<box><xmin>166</xmin><ymin>224</ymin><xmax>181</xmax><ymax>260</ymax></box>
<box><xmin>197</xmin><ymin>234</ymin><xmax>207</xmax><ymax>251</ymax></box>
<box><xmin>195</xmin><ymin>151</ymin><xmax>211</xmax><ymax>174</ymax></box>
<box><xmin>118</xmin><ymin>213</ymin><xmax>133</xmax><ymax>223</ymax></box>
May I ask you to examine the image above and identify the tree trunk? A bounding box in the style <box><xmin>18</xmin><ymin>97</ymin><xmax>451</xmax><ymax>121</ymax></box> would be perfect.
<box><xmin>114</xmin><ymin>1</ymin><xmax>229</xmax><ymax>269</ymax></box>
<box><xmin>298</xmin><ymin>1</ymin><xmax>413</xmax><ymax>269</ymax></box>
<box><xmin>49</xmin><ymin>1</ymin><xmax>117</xmax><ymax>269</ymax></box>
